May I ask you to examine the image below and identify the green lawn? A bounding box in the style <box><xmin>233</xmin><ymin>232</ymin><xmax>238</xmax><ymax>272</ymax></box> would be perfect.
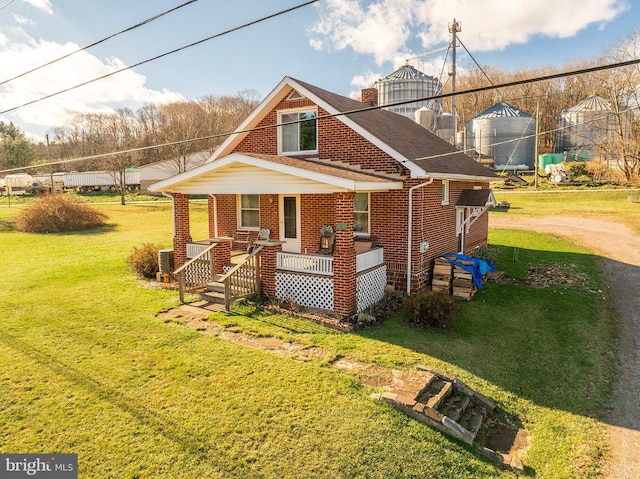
<box><xmin>0</xmin><ymin>199</ymin><xmax>614</xmax><ymax>478</ymax></box>
<box><xmin>492</xmin><ymin>188</ymin><xmax>640</xmax><ymax>233</ymax></box>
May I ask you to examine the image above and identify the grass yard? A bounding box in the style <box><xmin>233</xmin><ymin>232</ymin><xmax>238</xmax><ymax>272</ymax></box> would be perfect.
<box><xmin>0</xmin><ymin>198</ymin><xmax>614</xmax><ymax>478</ymax></box>
<box><xmin>492</xmin><ymin>188</ymin><xmax>640</xmax><ymax>234</ymax></box>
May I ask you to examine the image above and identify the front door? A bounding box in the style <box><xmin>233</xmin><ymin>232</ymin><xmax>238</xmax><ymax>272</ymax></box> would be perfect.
<box><xmin>279</xmin><ymin>195</ymin><xmax>301</xmax><ymax>252</ymax></box>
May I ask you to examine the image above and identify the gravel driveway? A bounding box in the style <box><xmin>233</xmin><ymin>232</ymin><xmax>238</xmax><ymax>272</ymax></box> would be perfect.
<box><xmin>489</xmin><ymin>214</ymin><xmax>640</xmax><ymax>479</ymax></box>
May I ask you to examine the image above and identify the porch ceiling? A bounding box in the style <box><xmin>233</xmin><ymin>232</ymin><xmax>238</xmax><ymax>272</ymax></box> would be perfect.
<box><xmin>150</xmin><ymin>152</ymin><xmax>403</xmax><ymax>195</ymax></box>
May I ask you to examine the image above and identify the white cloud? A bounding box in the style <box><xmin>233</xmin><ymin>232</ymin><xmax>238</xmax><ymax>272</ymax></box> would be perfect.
<box><xmin>21</xmin><ymin>0</ymin><xmax>52</xmax><ymax>15</ymax></box>
<box><xmin>310</xmin><ymin>0</ymin><xmax>416</xmax><ymax>65</ymax></box>
<box><xmin>0</xmin><ymin>36</ymin><xmax>185</xmax><ymax>137</ymax></box>
<box><xmin>310</xmin><ymin>0</ymin><xmax>629</xmax><ymax>63</ymax></box>
<box><xmin>13</xmin><ymin>14</ymin><xmax>33</xmax><ymax>25</ymax></box>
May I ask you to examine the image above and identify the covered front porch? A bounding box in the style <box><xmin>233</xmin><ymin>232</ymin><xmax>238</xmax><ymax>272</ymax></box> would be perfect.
<box><xmin>179</xmin><ymin>239</ymin><xmax>387</xmax><ymax>315</ymax></box>
<box><xmin>151</xmin><ymin>153</ymin><xmax>403</xmax><ymax>318</ymax></box>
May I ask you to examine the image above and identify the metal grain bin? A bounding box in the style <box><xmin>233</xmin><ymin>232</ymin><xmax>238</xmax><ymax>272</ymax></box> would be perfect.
<box><xmin>374</xmin><ymin>64</ymin><xmax>443</xmax><ymax>120</ymax></box>
<box><xmin>467</xmin><ymin>102</ymin><xmax>536</xmax><ymax>169</ymax></box>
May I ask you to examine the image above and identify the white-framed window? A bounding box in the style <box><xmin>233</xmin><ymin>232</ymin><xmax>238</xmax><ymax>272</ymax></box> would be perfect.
<box><xmin>238</xmin><ymin>194</ymin><xmax>260</xmax><ymax>229</ymax></box>
<box><xmin>441</xmin><ymin>180</ymin><xmax>450</xmax><ymax>205</ymax></box>
<box><xmin>279</xmin><ymin>109</ymin><xmax>318</xmax><ymax>155</ymax></box>
<box><xmin>354</xmin><ymin>192</ymin><xmax>370</xmax><ymax>236</ymax></box>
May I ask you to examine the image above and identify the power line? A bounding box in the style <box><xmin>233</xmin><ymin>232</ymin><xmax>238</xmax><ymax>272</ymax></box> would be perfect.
<box><xmin>0</xmin><ymin>0</ymin><xmax>199</xmax><ymax>87</ymax></box>
<box><xmin>2</xmin><ymin>57</ymin><xmax>639</xmax><ymax>175</ymax></box>
<box><xmin>0</xmin><ymin>0</ymin><xmax>319</xmax><ymax>116</ymax></box>
<box><xmin>456</xmin><ymin>36</ymin><xmax>503</xmax><ymax>100</ymax></box>
<box><xmin>0</xmin><ymin>0</ymin><xmax>16</xmax><ymax>13</ymax></box>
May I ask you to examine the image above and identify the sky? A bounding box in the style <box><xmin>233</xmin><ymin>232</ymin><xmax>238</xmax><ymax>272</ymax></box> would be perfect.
<box><xmin>0</xmin><ymin>0</ymin><xmax>636</xmax><ymax>140</ymax></box>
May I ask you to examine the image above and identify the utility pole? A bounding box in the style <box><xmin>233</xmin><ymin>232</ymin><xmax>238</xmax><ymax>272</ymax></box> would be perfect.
<box><xmin>449</xmin><ymin>18</ymin><xmax>461</xmax><ymax>143</ymax></box>
<box><xmin>534</xmin><ymin>103</ymin><xmax>539</xmax><ymax>188</ymax></box>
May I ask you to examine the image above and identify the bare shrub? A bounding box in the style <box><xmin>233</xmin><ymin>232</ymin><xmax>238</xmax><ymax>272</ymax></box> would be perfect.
<box><xmin>404</xmin><ymin>290</ymin><xmax>459</xmax><ymax>329</ymax></box>
<box><xmin>16</xmin><ymin>194</ymin><xmax>108</xmax><ymax>233</ymax></box>
<box><xmin>127</xmin><ymin>243</ymin><xmax>162</xmax><ymax>279</ymax></box>
<box><xmin>586</xmin><ymin>159</ymin><xmax>609</xmax><ymax>182</ymax></box>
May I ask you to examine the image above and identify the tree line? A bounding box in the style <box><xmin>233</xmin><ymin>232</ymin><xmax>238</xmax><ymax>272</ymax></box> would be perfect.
<box><xmin>451</xmin><ymin>30</ymin><xmax>640</xmax><ymax>181</ymax></box>
<box><xmin>0</xmin><ymin>90</ymin><xmax>260</xmax><ymax>176</ymax></box>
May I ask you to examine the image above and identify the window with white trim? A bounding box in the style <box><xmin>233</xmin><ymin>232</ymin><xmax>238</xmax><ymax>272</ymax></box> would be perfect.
<box><xmin>238</xmin><ymin>194</ymin><xmax>260</xmax><ymax>229</ymax></box>
<box><xmin>279</xmin><ymin>109</ymin><xmax>318</xmax><ymax>154</ymax></box>
<box><xmin>441</xmin><ymin>180</ymin><xmax>450</xmax><ymax>205</ymax></box>
<box><xmin>354</xmin><ymin>192</ymin><xmax>370</xmax><ymax>235</ymax></box>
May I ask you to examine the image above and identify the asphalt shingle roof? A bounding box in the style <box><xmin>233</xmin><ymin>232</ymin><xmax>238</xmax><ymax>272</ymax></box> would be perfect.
<box><xmin>294</xmin><ymin>78</ymin><xmax>499</xmax><ymax>180</ymax></box>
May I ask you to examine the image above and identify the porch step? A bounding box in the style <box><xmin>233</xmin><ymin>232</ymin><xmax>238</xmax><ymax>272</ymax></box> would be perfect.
<box><xmin>379</xmin><ymin>365</ymin><xmax>496</xmax><ymax>446</ymax></box>
<box><xmin>200</xmin><ymin>281</ymin><xmax>225</xmax><ymax>305</ymax></box>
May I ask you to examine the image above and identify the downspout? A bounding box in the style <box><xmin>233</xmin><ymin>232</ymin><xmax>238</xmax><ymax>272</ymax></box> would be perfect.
<box><xmin>407</xmin><ymin>177</ymin><xmax>433</xmax><ymax>295</ymax></box>
<box><xmin>213</xmin><ymin>195</ymin><xmax>218</xmax><ymax>238</ymax></box>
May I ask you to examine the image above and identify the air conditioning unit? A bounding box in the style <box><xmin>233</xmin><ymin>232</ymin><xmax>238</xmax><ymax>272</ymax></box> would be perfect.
<box><xmin>158</xmin><ymin>249</ymin><xmax>174</xmax><ymax>274</ymax></box>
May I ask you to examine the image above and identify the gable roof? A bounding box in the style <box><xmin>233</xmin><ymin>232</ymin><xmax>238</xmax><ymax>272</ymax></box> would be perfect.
<box><xmin>149</xmin><ymin>152</ymin><xmax>403</xmax><ymax>194</ymax></box>
<box><xmin>210</xmin><ymin>76</ymin><xmax>498</xmax><ymax>182</ymax></box>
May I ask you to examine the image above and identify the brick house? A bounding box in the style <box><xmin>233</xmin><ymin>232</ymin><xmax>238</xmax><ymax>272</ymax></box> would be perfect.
<box><xmin>150</xmin><ymin>76</ymin><xmax>497</xmax><ymax>318</ymax></box>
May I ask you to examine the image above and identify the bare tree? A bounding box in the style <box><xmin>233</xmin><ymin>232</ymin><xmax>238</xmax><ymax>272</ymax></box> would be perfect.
<box><xmin>597</xmin><ymin>30</ymin><xmax>640</xmax><ymax>182</ymax></box>
<box><xmin>100</xmin><ymin>109</ymin><xmax>142</xmax><ymax>205</ymax></box>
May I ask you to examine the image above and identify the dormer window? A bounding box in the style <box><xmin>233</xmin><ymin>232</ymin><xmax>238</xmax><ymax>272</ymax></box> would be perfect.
<box><xmin>279</xmin><ymin>109</ymin><xmax>318</xmax><ymax>155</ymax></box>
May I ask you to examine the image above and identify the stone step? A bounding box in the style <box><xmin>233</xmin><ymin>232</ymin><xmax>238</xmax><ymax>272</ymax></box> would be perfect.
<box><xmin>458</xmin><ymin>404</ymin><xmax>486</xmax><ymax>441</ymax></box>
<box><xmin>438</xmin><ymin>393</ymin><xmax>471</xmax><ymax>422</ymax></box>
<box><xmin>416</xmin><ymin>379</ymin><xmax>453</xmax><ymax>410</ymax></box>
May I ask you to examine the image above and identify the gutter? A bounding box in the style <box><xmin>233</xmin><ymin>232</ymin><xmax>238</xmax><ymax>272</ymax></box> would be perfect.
<box><xmin>407</xmin><ymin>177</ymin><xmax>433</xmax><ymax>295</ymax></box>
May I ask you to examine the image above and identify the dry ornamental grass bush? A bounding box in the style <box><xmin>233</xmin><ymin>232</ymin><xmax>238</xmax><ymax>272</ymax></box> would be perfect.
<box><xmin>127</xmin><ymin>243</ymin><xmax>162</xmax><ymax>279</ymax></box>
<box><xmin>16</xmin><ymin>194</ymin><xmax>108</xmax><ymax>233</ymax></box>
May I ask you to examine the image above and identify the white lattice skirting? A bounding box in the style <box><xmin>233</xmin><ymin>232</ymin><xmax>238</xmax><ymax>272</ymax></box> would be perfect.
<box><xmin>275</xmin><ymin>272</ymin><xmax>334</xmax><ymax>311</ymax></box>
<box><xmin>275</xmin><ymin>265</ymin><xmax>387</xmax><ymax>314</ymax></box>
<box><xmin>356</xmin><ymin>265</ymin><xmax>387</xmax><ymax>313</ymax></box>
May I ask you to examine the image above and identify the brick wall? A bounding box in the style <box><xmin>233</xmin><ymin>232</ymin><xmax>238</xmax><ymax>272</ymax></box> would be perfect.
<box><xmin>234</xmin><ymin>98</ymin><xmax>406</xmax><ymax>176</ymax></box>
<box><xmin>172</xmin><ymin>193</ymin><xmax>192</xmax><ymax>268</ymax></box>
<box><xmin>212</xmin><ymin>93</ymin><xmax>491</xmax><ymax>296</ymax></box>
<box><xmin>332</xmin><ymin>191</ymin><xmax>357</xmax><ymax>317</ymax></box>
<box><xmin>300</xmin><ymin>194</ymin><xmax>335</xmax><ymax>253</ymax></box>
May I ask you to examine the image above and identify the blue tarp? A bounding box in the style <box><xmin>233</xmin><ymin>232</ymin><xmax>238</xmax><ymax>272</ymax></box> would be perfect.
<box><xmin>442</xmin><ymin>253</ymin><xmax>496</xmax><ymax>290</ymax></box>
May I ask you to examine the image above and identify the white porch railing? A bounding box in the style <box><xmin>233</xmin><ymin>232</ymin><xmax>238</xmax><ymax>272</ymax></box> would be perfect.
<box><xmin>277</xmin><ymin>252</ymin><xmax>334</xmax><ymax>276</ymax></box>
<box><xmin>276</xmin><ymin>247</ymin><xmax>384</xmax><ymax>276</ymax></box>
<box><xmin>187</xmin><ymin>241</ymin><xmax>212</xmax><ymax>260</ymax></box>
<box><xmin>356</xmin><ymin>247</ymin><xmax>384</xmax><ymax>273</ymax></box>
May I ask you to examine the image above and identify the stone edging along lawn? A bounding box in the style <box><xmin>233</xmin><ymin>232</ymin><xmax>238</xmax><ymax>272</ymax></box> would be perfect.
<box><xmin>157</xmin><ymin>303</ymin><xmax>529</xmax><ymax>473</ymax></box>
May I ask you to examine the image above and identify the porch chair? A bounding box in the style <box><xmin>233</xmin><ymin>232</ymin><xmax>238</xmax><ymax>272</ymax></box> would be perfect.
<box><xmin>247</xmin><ymin>228</ymin><xmax>270</xmax><ymax>253</ymax></box>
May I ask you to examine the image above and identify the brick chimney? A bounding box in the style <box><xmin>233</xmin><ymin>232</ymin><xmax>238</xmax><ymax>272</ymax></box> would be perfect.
<box><xmin>360</xmin><ymin>88</ymin><xmax>378</xmax><ymax>106</ymax></box>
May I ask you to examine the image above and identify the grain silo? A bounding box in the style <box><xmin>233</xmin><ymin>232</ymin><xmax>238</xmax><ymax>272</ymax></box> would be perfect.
<box><xmin>467</xmin><ymin>102</ymin><xmax>536</xmax><ymax>169</ymax></box>
<box><xmin>555</xmin><ymin>94</ymin><xmax>631</xmax><ymax>159</ymax></box>
<box><xmin>374</xmin><ymin>64</ymin><xmax>443</xmax><ymax>120</ymax></box>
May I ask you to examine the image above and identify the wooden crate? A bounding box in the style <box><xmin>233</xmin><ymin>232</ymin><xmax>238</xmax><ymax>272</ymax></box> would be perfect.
<box><xmin>453</xmin><ymin>267</ymin><xmax>473</xmax><ymax>280</ymax></box>
<box><xmin>453</xmin><ymin>288</ymin><xmax>475</xmax><ymax>299</ymax></box>
<box><xmin>432</xmin><ymin>285</ymin><xmax>451</xmax><ymax>294</ymax></box>
<box><xmin>433</xmin><ymin>264</ymin><xmax>453</xmax><ymax>276</ymax></box>
<box><xmin>432</xmin><ymin>277</ymin><xmax>451</xmax><ymax>288</ymax></box>
<box><xmin>452</xmin><ymin>277</ymin><xmax>475</xmax><ymax>299</ymax></box>
<box><xmin>434</xmin><ymin>257</ymin><xmax>452</xmax><ymax>265</ymax></box>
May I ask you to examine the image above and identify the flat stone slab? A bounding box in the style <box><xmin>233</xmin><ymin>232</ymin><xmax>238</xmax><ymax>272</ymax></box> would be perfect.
<box><xmin>385</xmin><ymin>370</ymin><xmax>435</xmax><ymax>398</ymax></box>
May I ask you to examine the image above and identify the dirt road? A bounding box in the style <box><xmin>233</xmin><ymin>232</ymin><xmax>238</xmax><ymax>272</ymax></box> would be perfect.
<box><xmin>489</xmin><ymin>214</ymin><xmax>640</xmax><ymax>479</ymax></box>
